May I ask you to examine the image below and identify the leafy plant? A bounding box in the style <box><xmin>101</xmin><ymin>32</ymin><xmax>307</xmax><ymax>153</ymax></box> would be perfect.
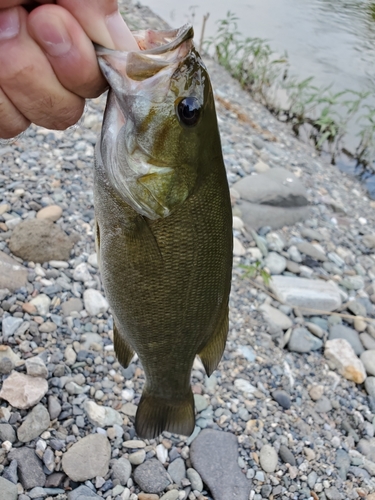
<box><xmin>207</xmin><ymin>11</ymin><xmax>375</xmax><ymax>172</ymax></box>
<box><xmin>239</xmin><ymin>262</ymin><xmax>272</xmax><ymax>287</ymax></box>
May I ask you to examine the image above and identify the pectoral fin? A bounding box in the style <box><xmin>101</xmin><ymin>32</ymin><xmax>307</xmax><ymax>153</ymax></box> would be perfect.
<box><xmin>198</xmin><ymin>307</ymin><xmax>229</xmax><ymax>377</ymax></box>
<box><xmin>114</xmin><ymin>323</ymin><xmax>134</xmax><ymax>368</ymax></box>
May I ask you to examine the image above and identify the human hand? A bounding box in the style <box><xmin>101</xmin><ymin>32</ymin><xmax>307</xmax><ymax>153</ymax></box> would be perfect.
<box><xmin>0</xmin><ymin>0</ymin><xmax>139</xmax><ymax>139</ymax></box>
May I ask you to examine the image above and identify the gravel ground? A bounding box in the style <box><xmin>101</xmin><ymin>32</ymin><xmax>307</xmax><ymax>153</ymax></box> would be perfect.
<box><xmin>0</xmin><ymin>1</ymin><xmax>375</xmax><ymax>500</ymax></box>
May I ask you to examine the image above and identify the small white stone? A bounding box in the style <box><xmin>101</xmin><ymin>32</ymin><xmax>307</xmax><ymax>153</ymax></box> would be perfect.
<box><xmin>233</xmin><ymin>216</ymin><xmax>244</xmax><ymax>230</ymax></box>
<box><xmin>49</xmin><ymin>260</ymin><xmax>69</xmax><ymax>269</ymax></box>
<box><xmin>88</xmin><ymin>253</ymin><xmax>98</xmax><ymax>268</ymax></box>
<box><xmin>73</xmin><ymin>262</ymin><xmax>92</xmax><ymax>282</ymax></box>
<box><xmin>2</xmin><ymin>440</ymin><xmax>12</xmax><ymax>452</ymax></box>
<box><xmin>84</xmin><ymin>289</ymin><xmax>109</xmax><ymax>316</ymax></box>
<box><xmin>156</xmin><ymin>443</ymin><xmax>168</xmax><ymax>464</ymax></box>
<box><xmin>234</xmin><ymin>378</ymin><xmax>257</xmax><ymax>394</ymax></box>
<box><xmin>233</xmin><ymin>237</ymin><xmax>246</xmax><ymax>256</ymax></box>
<box><xmin>29</xmin><ymin>294</ymin><xmax>51</xmax><ymax>315</ymax></box>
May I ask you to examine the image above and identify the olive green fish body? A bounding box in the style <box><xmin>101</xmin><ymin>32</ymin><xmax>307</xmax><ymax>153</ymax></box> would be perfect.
<box><xmin>95</xmin><ymin>25</ymin><xmax>232</xmax><ymax>438</ymax></box>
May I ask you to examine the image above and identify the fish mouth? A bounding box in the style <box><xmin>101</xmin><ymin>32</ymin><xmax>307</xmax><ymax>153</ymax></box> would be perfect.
<box><xmin>95</xmin><ymin>24</ymin><xmax>194</xmax><ymax>86</ymax></box>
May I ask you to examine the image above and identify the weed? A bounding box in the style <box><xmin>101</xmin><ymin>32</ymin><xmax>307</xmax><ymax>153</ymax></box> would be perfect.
<box><xmin>207</xmin><ymin>11</ymin><xmax>375</xmax><ymax>171</ymax></box>
<box><xmin>239</xmin><ymin>262</ymin><xmax>272</xmax><ymax>287</ymax></box>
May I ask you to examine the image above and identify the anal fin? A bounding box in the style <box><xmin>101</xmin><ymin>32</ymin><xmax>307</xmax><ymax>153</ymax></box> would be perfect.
<box><xmin>114</xmin><ymin>323</ymin><xmax>134</xmax><ymax>368</ymax></box>
<box><xmin>198</xmin><ymin>307</ymin><xmax>229</xmax><ymax>377</ymax></box>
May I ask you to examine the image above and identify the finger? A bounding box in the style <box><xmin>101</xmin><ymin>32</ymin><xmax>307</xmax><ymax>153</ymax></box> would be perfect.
<box><xmin>0</xmin><ymin>87</ymin><xmax>30</xmax><ymax>139</ymax></box>
<box><xmin>0</xmin><ymin>6</ymin><xmax>84</xmax><ymax>130</ymax></box>
<box><xmin>0</xmin><ymin>1</ymin><xmax>53</xmax><ymax>8</ymax></box>
<box><xmin>57</xmin><ymin>0</ymin><xmax>139</xmax><ymax>51</ymax></box>
<box><xmin>28</xmin><ymin>4</ymin><xmax>106</xmax><ymax>98</ymax></box>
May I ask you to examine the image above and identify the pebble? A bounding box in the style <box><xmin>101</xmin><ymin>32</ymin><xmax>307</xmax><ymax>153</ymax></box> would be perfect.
<box><xmin>111</xmin><ymin>457</ymin><xmax>132</xmax><ymax>486</ymax></box>
<box><xmin>272</xmin><ymin>389</ymin><xmax>291</xmax><ymax>409</ymax></box>
<box><xmin>325</xmin><ymin>339</ymin><xmax>367</xmax><ymax>383</ymax></box>
<box><xmin>309</xmin><ymin>384</ymin><xmax>324</xmax><ymax>401</ymax></box>
<box><xmin>133</xmin><ymin>459</ymin><xmax>170</xmax><ymax>494</ymax></box>
<box><xmin>190</xmin><ymin>429</ymin><xmax>250</xmax><ymax>500</ymax></box>
<box><xmin>279</xmin><ymin>445</ymin><xmax>296</xmax><ymax>466</ymax></box>
<box><xmin>62</xmin><ymin>434</ymin><xmax>111</xmax><ymax>481</ymax></box>
<box><xmin>359</xmin><ymin>332</ymin><xmax>375</xmax><ymax>350</ymax></box>
<box><xmin>17</xmin><ymin>404</ymin><xmax>50</xmax><ymax>443</ymax></box>
<box><xmin>259</xmin><ymin>444</ymin><xmax>278</xmax><ymax>473</ymax></box>
<box><xmin>0</xmin><ymin>371</ymin><xmax>48</xmax><ymax>409</ymax></box>
<box><xmin>129</xmin><ymin>449</ymin><xmax>146</xmax><ymax>465</ymax></box>
<box><xmin>365</xmin><ymin>376</ymin><xmax>375</xmax><ymax>398</ymax></box>
<box><xmin>25</xmin><ymin>356</ymin><xmax>48</xmax><ymax>378</ymax></box>
<box><xmin>186</xmin><ymin>468</ymin><xmax>203</xmax><ymax>492</ymax></box>
<box><xmin>288</xmin><ymin>327</ymin><xmax>323</xmax><ymax>353</ymax></box>
<box><xmin>159</xmin><ymin>490</ymin><xmax>179</xmax><ymax>500</ymax></box>
<box><xmin>36</xmin><ymin>205</ymin><xmax>62</xmax><ymax>222</ymax></box>
<box><xmin>360</xmin><ymin>350</ymin><xmax>375</xmax><ymax>375</ymax></box>
<box><xmin>167</xmin><ymin>458</ymin><xmax>186</xmax><ymax>485</ymax></box>
<box><xmin>0</xmin><ymin>477</ymin><xmax>17</xmax><ymax>500</ymax></box>
<box><xmin>329</xmin><ymin>324</ymin><xmax>365</xmax><ymax>355</ymax></box>
<box><xmin>29</xmin><ymin>294</ymin><xmax>51</xmax><ymax>316</ymax></box>
<box><xmin>233</xmin><ymin>236</ymin><xmax>246</xmax><ymax>256</ymax></box>
<box><xmin>314</xmin><ymin>396</ymin><xmax>332</xmax><ymax>413</ymax></box>
<box><xmin>83</xmin><ymin>289</ymin><xmax>109</xmax><ymax>316</ymax></box>
<box><xmin>259</xmin><ymin>303</ymin><xmax>292</xmax><ymax>330</ymax></box>
<box><xmin>84</xmin><ymin>400</ymin><xmax>123</xmax><ymax>427</ymax></box>
<box><xmin>9</xmin><ymin>446</ymin><xmax>45</xmax><ymax>489</ymax></box>
<box><xmin>264</xmin><ymin>252</ymin><xmax>287</xmax><ymax>274</ymax></box>
<box><xmin>2</xmin><ymin>316</ymin><xmax>23</xmax><ymax>339</ymax></box>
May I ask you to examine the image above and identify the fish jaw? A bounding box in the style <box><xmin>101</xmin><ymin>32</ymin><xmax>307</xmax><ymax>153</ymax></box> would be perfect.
<box><xmin>96</xmin><ymin>25</ymin><xmax>209</xmax><ymax>220</ymax></box>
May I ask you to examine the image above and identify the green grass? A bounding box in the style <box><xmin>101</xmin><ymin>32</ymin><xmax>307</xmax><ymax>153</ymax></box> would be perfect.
<box><xmin>206</xmin><ymin>12</ymin><xmax>375</xmax><ymax>170</ymax></box>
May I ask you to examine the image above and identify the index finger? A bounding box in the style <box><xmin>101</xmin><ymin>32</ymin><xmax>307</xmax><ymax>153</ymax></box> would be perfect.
<box><xmin>57</xmin><ymin>0</ymin><xmax>139</xmax><ymax>51</ymax></box>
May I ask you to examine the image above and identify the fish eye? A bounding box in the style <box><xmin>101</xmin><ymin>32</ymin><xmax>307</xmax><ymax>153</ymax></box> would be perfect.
<box><xmin>176</xmin><ymin>97</ymin><xmax>201</xmax><ymax>127</ymax></box>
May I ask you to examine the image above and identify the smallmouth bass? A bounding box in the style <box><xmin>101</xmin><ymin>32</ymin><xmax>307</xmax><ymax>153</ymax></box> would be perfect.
<box><xmin>94</xmin><ymin>25</ymin><xmax>232</xmax><ymax>438</ymax></box>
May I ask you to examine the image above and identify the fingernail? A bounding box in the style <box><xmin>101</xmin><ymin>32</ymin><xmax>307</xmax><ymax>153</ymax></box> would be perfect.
<box><xmin>36</xmin><ymin>19</ymin><xmax>72</xmax><ymax>57</ymax></box>
<box><xmin>0</xmin><ymin>8</ymin><xmax>20</xmax><ymax>41</ymax></box>
<box><xmin>106</xmin><ymin>12</ymin><xmax>139</xmax><ymax>51</ymax></box>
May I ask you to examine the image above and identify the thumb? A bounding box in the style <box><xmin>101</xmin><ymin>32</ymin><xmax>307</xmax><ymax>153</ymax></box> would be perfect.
<box><xmin>57</xmin><ymin>0</ymin><xmax>139</xmax><ymax>51</ymax></box>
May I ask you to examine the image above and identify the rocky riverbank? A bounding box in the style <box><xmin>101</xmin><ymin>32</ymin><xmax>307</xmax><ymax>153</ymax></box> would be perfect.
<box><xmin>0</xmin><ymin>1</ymin><xmax>375</xmax><ymax>500</ymax></box>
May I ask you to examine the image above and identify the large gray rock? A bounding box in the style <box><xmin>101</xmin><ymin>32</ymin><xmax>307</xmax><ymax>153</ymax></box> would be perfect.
<box><xmin>238</xmin><ymin>200</ymin><xmax>310</xmax><ymax>230</ymax></box>
<box><xmin>133</xmin><ymin>458</ymin><xmax>170</xmax><ymax>493</ymax></box>
<box><xmin>269</xmin><ymin>276</ymin><xmax>341</xmax><ymax>313</ymax></box>
<box><xmin>0</xmin><ymin>477</ymin><xmax>17</xmax><ymax>500</ymax></box>
<box><xmin>190</xmin><ymin>429</ymin><xmax>251</xmax><ymax>500</ymax></box>
<box><xmin>9</xmin><ymin>219</ymin><xmax>73</xmax><ymax>263</ymax></box>
<box><xmin>62</xmin><ymin>434</ymin><xmax>111</xmax><ymax>481</ymax></box>
<box><xmin>0</xmin><ymin>251</ymin><xmax>28</xmax><ymax>292</ymax></box>
<box><xmin>17</xmin><ymin>404</ymin><xmax>51</xmax><ymax>443</ymax></box>
<box><xmin>329</xmin><ymin>325</ymin><xmax>365</xmax><ymax>356</ymax></box>
<box><xmin>9</xmin><ymin>446</ymin><xmax>46</xmax><ymax>489</ymax></box>
<box><xmin>233</xmin><ymin>168</ymin><xmax>308</xmax><ymax>207</ymax></box>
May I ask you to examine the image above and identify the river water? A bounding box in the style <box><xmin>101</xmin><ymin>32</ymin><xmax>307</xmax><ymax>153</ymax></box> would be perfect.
<box><xmin>140</xmin><ymin>0</ymin><xmax>375</xmax><ymax>195</ymax></box>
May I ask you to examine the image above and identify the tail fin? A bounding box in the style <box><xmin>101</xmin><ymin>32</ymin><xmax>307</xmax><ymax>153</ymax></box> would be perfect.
<box><xmin>135</xmin><ymin>389</ymin><xmax>195</xmax><ymax>439</ymax></box>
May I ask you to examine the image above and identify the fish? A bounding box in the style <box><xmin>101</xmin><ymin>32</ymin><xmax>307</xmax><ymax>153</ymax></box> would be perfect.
<box><xmin>94</xmin><ymin>24</ymin><xmax>233</xmax><ymax>439</ymax></box>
